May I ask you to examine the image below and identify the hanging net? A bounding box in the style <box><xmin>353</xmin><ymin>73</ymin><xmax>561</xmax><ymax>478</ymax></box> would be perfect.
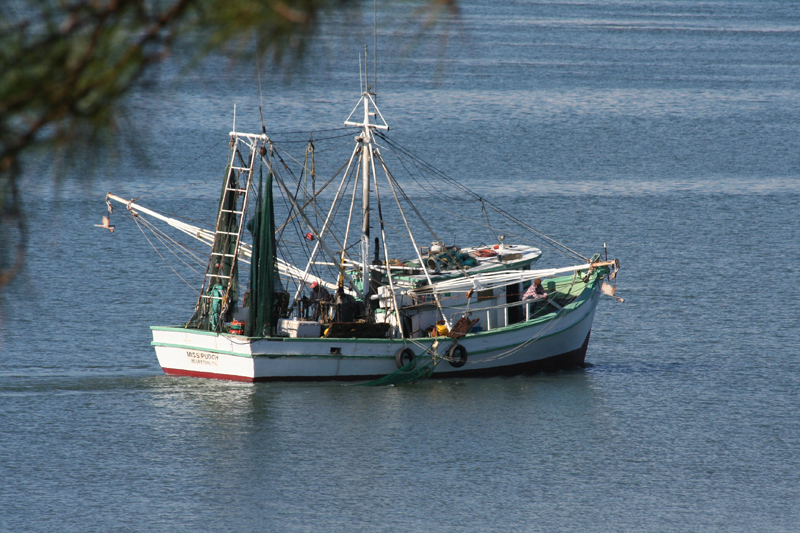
<box><xmin>245</xmin><ymin>170</ymin><xmax>277</xmax><ymax>338</ymax></box>
<box><xmin>187</xmin><ymin>164</ymin><xmax>240</xmax><ymax>331</ymax></box>
<box><xmin>359</xmin><ymin>355</ymin><xmax>440</xmax><ymax>386</ymax></box>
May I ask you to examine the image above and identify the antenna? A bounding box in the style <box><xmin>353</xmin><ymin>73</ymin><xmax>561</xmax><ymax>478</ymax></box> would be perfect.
<box><xmin>256</xmin><ymin>57</ymin><xmax>267</xmax><ymax>137</ymax></box>
<box><xmin>359</xmin><ymin>53</ymin><xmax>363</xmax><ymax>94</ymax></box>
<box><xmin>374</xmin><ymin>0</ymin><xmax>378</xmax><ymax>97</ymax></box>
<box><xmin>365</xmin><ymin>44</ymin><xmax>369</xmax><ymax>92</ymax></box>
<box><xmin>256</xmin><ymin>57</ymin><xmax>264</xmax><ymax>115</ymax></box>
<box><xmin>259</xmin><ymin>106</ymin><xmax>266</xmax><ymax>135</ymax></box>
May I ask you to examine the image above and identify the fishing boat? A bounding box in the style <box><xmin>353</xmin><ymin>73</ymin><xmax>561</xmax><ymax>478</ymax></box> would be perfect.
<box><xmin>103</xmin><ymin>80</ymin><xmax>622</xmax><ymax>383</ymax></box>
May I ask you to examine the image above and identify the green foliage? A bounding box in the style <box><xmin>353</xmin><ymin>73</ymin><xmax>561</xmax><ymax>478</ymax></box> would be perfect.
<box><xmin>0</xmin><ymin>0</ymin><xmax>346</xmax><ymax>288</ymax></box>
<box><xmin>0</xmin><ymin>0</ymin><xmax>333</xmax><ymax>166</ymax></box>
<box><xmin>0</xmin><ymin>0</ymin><xmax>457</xmax><ymax>289</ymax></box>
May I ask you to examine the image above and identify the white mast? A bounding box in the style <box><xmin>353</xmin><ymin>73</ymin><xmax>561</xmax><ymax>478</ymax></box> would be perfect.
<box><xmin>345</xmin><ymin>47</ymin><xmax>389</xmax><ymax>299</ymax></box>
<box><xmin>360</xmin><ymin>91</ymin><xmax>371</xmax><ymax>296</ymax></box>
<box><xmin>361</xmin><ymin>45</ymin><xmax>371</xmax><ymax>296</ymax></box>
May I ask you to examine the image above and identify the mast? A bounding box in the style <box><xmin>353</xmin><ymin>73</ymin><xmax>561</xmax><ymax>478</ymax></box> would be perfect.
<box><xmin>344</xmin><ymin>48</ymin><xmax>389</xmax><ymax>299</ymax></box>
<box><xmin>360</xmin><ymin>84</ymin><xmax>371</xmax><ymax>296</ymax></box>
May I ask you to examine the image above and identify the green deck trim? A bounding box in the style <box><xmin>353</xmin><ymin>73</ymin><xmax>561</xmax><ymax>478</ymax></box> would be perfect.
<box><xmin>151</xmin><ymin>273</ymin><xmax>602</xmax><ymax>347</ymax></box>
<box><xmin>151</xmin><ymin>285</ymin><xmax>598</xmax><ymax>360</ymax></box>
<box><xmin>151</xmin><ymin>342</ymin><xmax>256</xmax><ymax>358</ymax></box>
<box><xmin>152</xmin><ymin>303</ymin><xmax>591</xmax><ymax>361</ymax></box>
<box><xmin>451</xmin><ymin>277</ymin><xmax>599</xmax><ymax>340</ymax></box>
<box><xmin>150</xmin><ymin>341</ymin><xmax>393</xmax><ymax>360</ymax></box>
<box><xmin>386</xmin><ymin>271</ymin><xmax>597</xmax><ymax>317</ymax></box>
<box><xmin>151</xmin><ymin>325</ymin><xmax>222</xmax><ymax>336</ymax></box>
<box><xmin>462</xmin><ymin>305</ymin><xmax>595</xmax><ymax>356</ymax></box>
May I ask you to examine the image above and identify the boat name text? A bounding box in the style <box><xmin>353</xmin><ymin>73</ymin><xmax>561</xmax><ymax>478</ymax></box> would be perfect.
<box><xmin>187</xmin><ymin>351</ymin><xmax>219</xmax><ymax>366</ymax></box>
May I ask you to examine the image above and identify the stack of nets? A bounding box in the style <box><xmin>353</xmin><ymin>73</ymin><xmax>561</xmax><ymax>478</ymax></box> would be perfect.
<box><xmin>435</xmin><ymin>251</ymin><xmax>477</xmax><ymax>269</ymax></box>
<box><xmin>359</xmin><ymin>355</ymin><xmax>440</xmax><ymax>386</ymax></box>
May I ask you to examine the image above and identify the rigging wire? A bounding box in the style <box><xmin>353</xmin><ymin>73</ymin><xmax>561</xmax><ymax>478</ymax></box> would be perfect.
<box><xmin>375</xmin><ymin>136</ymin><xmax>463</xmax><ymax>203</ymax></box>
<box><xmin>274</xmin><ymin>147</ymin><xmax>356</xmax><ymax>234</ymax></box>
<box><xmin>138</xmin><ymin>217</ymin><xmax>207</xmax><ymax>270</ymax></box>
<box><xmin>120</xmin><ymin>118</ymin><xmax>594</xmax><ymax>303</ymax></box>
<box><xmin>311</xmin><ymin>140</ymin><xmax>360</xmax><ymax>154</ymax></box>
<box><xmin>136</xmin><ymin>138</ymin><xmax>228</xmax><ymax>200</ymax></box>
<box><xmin>274</xmin><ymin>126</ymin><xmax>351</xmax><ymax>134</ymax></box>
<box><xmin>376</xmin><ymin>132</ymin><xmax>587</xmax><ymax>262</ymax></box>
<box><xmin>271</xmin><ymin>149</ymin><xmax>350</xmax><ymax>293</ymax></box>
<box><xmin>272</xmin><ymin>146</ymin><xmax>348</xmax><ymax>254</ymax></box>
<box><xmin>130</xmin><ymin>213</ymin><xmax>202</xmax><ymax>294</ymax></box>
<box><xmin>480</xmin><ymin>199</ymin><xmax>495</xmax><ymax>244</ymax></box>
<box><xmin>375</xmin><ymin>147</ymin><xmax>477</xmax><ymax>286</ymax></box>
<box><xmin>270</xmin><ymin>131</ymin><xmax>354</xmax><ymax>144</ymax></box>
<box><xmin>375</xmin><ymin>136</ymin><xmax>550</xmax><ymax>255</ymax></box>
<box><xmin>294</xmin><ymin>162</ymin><xmax>357</xmax><ymax>290</ymax></box>
<box><xmin>373</xmin><ymin>138</ymin><xmax>563</xmax><ymax>257</ymax></box>
<box><xmin>408</xmin><ymin>195</ymin><xmax>568</xmax><ymax>258</ymax></box>
<box><xmin>256</xmin><ymin>57</ymin><xmax>265</xmax><ymax>118</ymax></box>
<box><xmin>376</xmin><ymin>132</ymin><xmax>477</xmax><ymax>199</ymax></box>
<box><xmin>373</xmin><ymin>215</ymin><xmax>414</xmax><ymax>244</ymax></box>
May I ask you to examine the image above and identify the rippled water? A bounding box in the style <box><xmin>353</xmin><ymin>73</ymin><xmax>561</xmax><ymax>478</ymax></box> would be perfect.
<box><xmin>2</xmin><ymin>1</ymin><xmax>800</xmax><ymax>531</ymax></box>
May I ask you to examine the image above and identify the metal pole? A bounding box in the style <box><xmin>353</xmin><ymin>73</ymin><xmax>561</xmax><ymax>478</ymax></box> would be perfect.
<box><xmin>360</xmin><ymin>94</ymin><xmax>371</xmax><ymax>297</ymax></box>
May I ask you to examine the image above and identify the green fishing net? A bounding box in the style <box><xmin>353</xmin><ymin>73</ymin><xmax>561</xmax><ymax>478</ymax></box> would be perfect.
<box><xmin>359</xmin><ymin>355</ymin><xmax>440</xmax><ymax>386</ymax></box>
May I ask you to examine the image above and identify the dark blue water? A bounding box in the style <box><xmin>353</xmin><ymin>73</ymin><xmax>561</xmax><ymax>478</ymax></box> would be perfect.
<box><xmin>3</xmin><ymin>1</ymin><xmax>800</xmax><ymax>531</ymax></box>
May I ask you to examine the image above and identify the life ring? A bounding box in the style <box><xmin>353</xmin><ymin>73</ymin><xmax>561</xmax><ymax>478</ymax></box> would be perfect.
<box><xmin>395</xmin><ymin>347</ymin><xmax>416</xmax><ymax>369</ymax></box>
<box><xmin>473</xmin><ymin>249</ymin><xmax>498</xmax><ymax>258</ymax></box>
<box><xmin>447</xmin><ymin>344</ymin><xmax>468</xmax><ymax>368</ymax></box>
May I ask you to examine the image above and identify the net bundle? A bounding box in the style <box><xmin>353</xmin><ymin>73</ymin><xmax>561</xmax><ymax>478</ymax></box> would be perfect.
<box><xmin>359</xmin><ymin>356</ymin><xmax>440</xmax><ymax>386</ymax></box>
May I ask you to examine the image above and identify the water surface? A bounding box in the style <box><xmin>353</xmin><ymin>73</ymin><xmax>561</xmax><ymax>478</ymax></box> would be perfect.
<box><xmin>2</xmin><ymin>1</ymin><xmax>800</xmax><ymax>531</ymax></box>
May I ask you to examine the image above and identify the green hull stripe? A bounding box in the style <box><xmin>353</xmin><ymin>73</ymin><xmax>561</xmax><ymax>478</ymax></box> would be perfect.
<box><xmin>152</xmin><ymin>342</ymin><xmax>255</xmax><ymax>358</ymax></box>
<box><xmin>465</xmin><ymin>304</ymin><xmax>594</xmax><ymax>356</ymax></box>
<box><xmin>152</xmin><ymin>297</ymin><xmax>593</xmax><ymax>361</ymax></box>
<box><xmin>151</xmin><ymin>342</ymin><xmax>392</xmax><ymax>360</ymax></box>
<box><xmin>151</xmin><ymin>278</ymin><xmax>601</xmax><ymax>356</ymax></box>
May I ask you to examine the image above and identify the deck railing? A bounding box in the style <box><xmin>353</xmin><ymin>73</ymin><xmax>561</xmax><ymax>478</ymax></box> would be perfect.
<box><xmin>449</xmin><ymin>296</ymin><xmax>564</xmax><ymax>332</ymax></box>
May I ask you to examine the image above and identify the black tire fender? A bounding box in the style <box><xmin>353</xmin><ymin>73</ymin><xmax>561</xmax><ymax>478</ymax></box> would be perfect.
<box><xmin>447</xmin><ymin>344</ymin><xmax>468</xmax><ymax>368</ymax></box>
<box><xmin>395</xmin><ymin>347</ymin><xmax>416</xmax><ymax>369</ymax></box>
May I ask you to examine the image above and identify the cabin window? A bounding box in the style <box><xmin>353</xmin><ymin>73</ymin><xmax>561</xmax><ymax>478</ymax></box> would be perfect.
<box><xmin>477</xmin><ymin>289</ymin><xmax>494</xmax><ymax>301</ymax></box>
<box><xmin>330</xmin><ymin>347</ymin><xmax>342</xmax><ymax>355</ymax></box>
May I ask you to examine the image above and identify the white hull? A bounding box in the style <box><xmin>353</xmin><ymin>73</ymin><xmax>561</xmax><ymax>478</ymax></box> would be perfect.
<box><xmin>152</xmin><ymin>284</ymin><xmax>601</xmax><ymax>382</ymax></box>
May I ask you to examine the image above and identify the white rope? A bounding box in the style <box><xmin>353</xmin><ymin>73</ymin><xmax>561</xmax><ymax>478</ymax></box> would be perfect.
<box><xmin>132</xmin><ymin>214</ymin><xmax>201</xmax><ymax>294</ymax></box>
<box><xmin>272</xmin><ymin>147</ymin><xmax>350</xmax><ymax>256</ymax></box>
<box><xmin>138</xmin><ymin>217</ymin><xmax>207</xmax><ymax>271</ymax></box>
<box><xmin>376</xmin><ymin>148</ymin><xmax>451</xmax><ymax>328</ymax></box>
<box><xmin>292</xmin><ymin>146</ymin><xmax>359</xmax><ymax>302</ymax></box>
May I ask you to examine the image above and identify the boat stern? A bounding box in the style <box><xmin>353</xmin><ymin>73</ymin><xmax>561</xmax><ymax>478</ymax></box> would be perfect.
<box><xmin>151</xmin><ymin>326</ymin><xmax>257</xmax><ymax>381</ymax></box>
